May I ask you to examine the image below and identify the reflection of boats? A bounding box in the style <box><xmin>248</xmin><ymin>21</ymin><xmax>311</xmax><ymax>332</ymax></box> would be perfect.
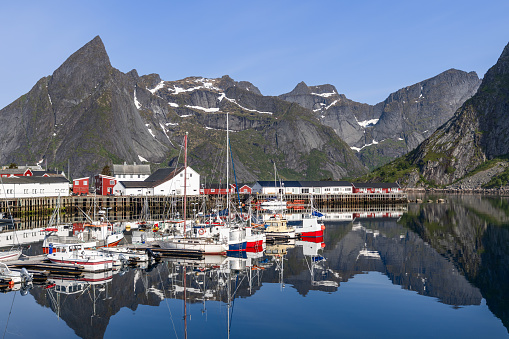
<box><xmin>0</xmin><ymin>250</ymin><xmax>21</xmax><ymax>262</ymax></box>
<box><xmin>47</xmin><ymin>244</ymin><xmax>114</xmax><ymax>272</ymax></box>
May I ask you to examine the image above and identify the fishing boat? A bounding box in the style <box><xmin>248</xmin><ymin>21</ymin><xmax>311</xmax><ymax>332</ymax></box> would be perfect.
<box><xmin>47</xmin><ymin>244</ymin><xmax>114</xmax><ymax>272</ymax></box>
<box><xmin>43</xmin><ymin>219</ymin><xmax>124</xmax><ymax>254</ymax></box>
<box><xmin>263</xmin><ymin>214</ymin><xmax>296</xmax><ymax>239</ymax></box>
<box><xmin>288</xmin><ymin>214</ymin><xmax>326</xmax><ymax>238</ymax></box>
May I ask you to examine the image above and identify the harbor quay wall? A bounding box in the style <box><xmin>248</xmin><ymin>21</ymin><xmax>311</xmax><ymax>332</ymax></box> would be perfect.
<box><xmin>0</xmin><ymin>192</ymin><xmax>408</xmax><ymax>222</ymax></box>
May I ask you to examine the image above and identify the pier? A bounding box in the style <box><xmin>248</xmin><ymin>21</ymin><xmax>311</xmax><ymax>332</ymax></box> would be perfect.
<box><xmin>0</xmin><ymin>192</ymin><xmax>407</xmax><ymax>221</ymax></box>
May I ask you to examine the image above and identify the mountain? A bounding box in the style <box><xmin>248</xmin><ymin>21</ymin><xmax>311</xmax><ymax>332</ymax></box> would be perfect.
<box><xmin>0</xmin><ymin>36</ymin><xmax>367</xmax><ymax>181</ymax></box>
<box><xmin>408</xmin><ymin>41</ymin><xmax>509</xmax><ymax>186</ymax></box>
<box><xmin>280</xmin><ymin>70</ymin><xmax>481</xmax><ymax>169</ymax></box>
<box><xmin>362</xmin><ymin>42</ymin><xmax>509</xmax><ymax>187</ymax></box>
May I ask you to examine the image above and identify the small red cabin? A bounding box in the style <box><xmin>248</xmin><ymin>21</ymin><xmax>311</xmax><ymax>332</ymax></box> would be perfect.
<box><xmin>73</xmin><ymin>177</ymin><xmax>90</xmax><ymax>195</ymax></box>
<box><xmin>94</xmin><ymin>174</ymin><xmax>116</xmax><ymax>196</ymax></box>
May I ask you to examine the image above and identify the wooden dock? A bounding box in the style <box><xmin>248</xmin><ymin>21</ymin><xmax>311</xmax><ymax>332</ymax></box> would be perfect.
<box><xmin>0</xmin><ymin>192</ymin><xmax>407</xmax><ymax>221</ymax></box>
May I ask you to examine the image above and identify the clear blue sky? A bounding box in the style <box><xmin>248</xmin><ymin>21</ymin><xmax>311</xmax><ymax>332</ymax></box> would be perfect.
<box><xmin>1</xmin><ymin>1</ymin><xmax>508</xmax><ymax>109</ymax></box>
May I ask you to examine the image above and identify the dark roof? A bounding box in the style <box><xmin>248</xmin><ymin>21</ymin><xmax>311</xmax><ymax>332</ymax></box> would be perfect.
<box><xmin>0</xmin><ymin>176</ymin><xmax>69</xmax><ymax>184</ymax></box>
<box><xmin>145</xmin><ymin>167</ymin><xmax>183</xmax><ymax>183</ymax></box>
<box><xmin>255</xmin><ymin>181</ymin><xmax>301</xmax><ymax>188</ymax></box>
<box><xmin>352</xmin><ymin>182</ymin><xmax>400</xmax><ymax>189</ymax></box>
<box><xmin>0</xmin><ymin>168</ymin><xmax>31</xmax><ymax>175</ymax></box>
<box><xmin>119</xmin><ymin>181</ymin><xmax>155</xmax><ymax>188</ymax></box>
<box><xmin>256</xmin><ymin>180</ymin><xmax>352</xmax><ymax>188</ymax></box>
<box><xmin>298</xmin><ymin>181</ymin><xmax>352</xmax><ymax>187</ymax></box>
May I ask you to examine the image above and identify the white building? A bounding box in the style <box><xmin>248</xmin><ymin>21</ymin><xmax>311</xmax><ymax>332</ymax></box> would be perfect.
<box><xmin>113</xmin><ymin>166</ymin><xmax>200</xmax><ymax>196</ymax></box>
<box><xmin>0</xmin><ymin>176</ymin><xmax>70</xmax><ymax>198</ymax></box>
<box><xmin>251</xmin><ymin>180</ymin><xmax>353</xmax><ymax>195</ymax></box>
<box><xmin>112</xmin><ymin>163</ymin><xmax>151</xmax><ymax>182</ymax></box>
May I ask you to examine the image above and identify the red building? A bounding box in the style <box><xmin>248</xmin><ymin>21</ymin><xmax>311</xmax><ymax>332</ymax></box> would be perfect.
<box><xmin>72</xmin><ymin>177</ymin><xmax>90</xmax><ymax>195</ymax></box>
<box><xmin>352</xmin><ymin>182</ymin><xmax>401</xmax><ymax>194</ymax></box>
<box><xmin>94</xmin><ymin>174</ymin><xmax>116</xmax><ymax>195</ymax></box>
<box><xmin>237</xmin><ymin>184</ymin><xmax>252</xmax><ymax>194</ymax></box>
<box><xmin>200</xmin><ymin>183</ymin><xmax>234</xmax><ymax>195</ymax></box>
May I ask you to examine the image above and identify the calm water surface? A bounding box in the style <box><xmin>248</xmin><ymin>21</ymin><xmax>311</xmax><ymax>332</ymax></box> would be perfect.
<box><xmin>1</xmin><ymin>194</ymin><xmax>509</xmax><ymax>338</ymax></box>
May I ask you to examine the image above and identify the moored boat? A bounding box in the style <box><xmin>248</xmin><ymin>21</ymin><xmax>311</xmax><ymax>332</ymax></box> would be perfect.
<box><xmin>47</xmin><ymin>244</ymin><xmax>114</xmax><ymax>272</ymax></box>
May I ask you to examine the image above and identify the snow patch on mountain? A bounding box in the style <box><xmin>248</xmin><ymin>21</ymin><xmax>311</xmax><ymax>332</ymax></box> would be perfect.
<box><xmin>148</xmin><ymin>81</ymin><xmax>165</xmax><ymax>94</ymax></box>
<box><xmin>351</xmin><ymin>139</ymin><xmax>383</xmax><ymax>152</ymax></box>
<box><xmin>218</xmin><ymin>93</ymin><xmax>272</xmax><ymax>115</ymax></box>
<box><xmin>134</xmin><ymin>89</ymin><xmax>141</xmax><ymax>109</ymax></box>
<box><xmin>357</xmin><ymin>118</ymin><xmax>379</xmax><ymax>128</ymax></box>
<box><xmin>138</xmin><ymin>155</ymin><xmax>148</xmax><ymax>162</ymax></box>
<box><xmin>312</xmin><ymin>91</ymin><xmax>337</xmax><ymax>98</ymax></box>
<box><xmin>185</xmin><ymin>105</ymin><xmax>219</xmax><ymax>113</ymax></box>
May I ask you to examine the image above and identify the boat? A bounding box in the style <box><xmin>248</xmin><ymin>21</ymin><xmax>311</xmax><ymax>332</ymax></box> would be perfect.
<box><xmin>47</xmin><ymin>244</ymin><xmax>114</xmax><ymax>272</ymax></box>
<box><xmin>0</xmin><ymin>262</ymin><xmax>32</xmax><ymax>284</ymax></box>
<box><xmin>99</xmin><ymin>246</ymin><xmax>150</xmax><ymax>263</ymax></box>
<box><xmin>263</xmin><ymin>214</ymin><xmax>296</xmax><ymax>239</ymax></box>
<box><xmin>43</xmin><ymin>219</ymin><xmax>124</xmax><ymax>254</ymax></box>
<box><xmin>260</xmin><ymin>163</ymin><xmax>287</xmax><ymax>209</ymax></box>
<box><xmin>0</xmin><ymin>250</ymin><xmax>21</xmax><ymax>262</ymax></box>
<box><xmin>156</xmin><ymin>132</ymin><xmax>229</xmax><ymax>255</ymax></box>
<box><xmin>288</xmin><ymin>213</ymin><xmax>326</xmax><ymax>238</ymax></box>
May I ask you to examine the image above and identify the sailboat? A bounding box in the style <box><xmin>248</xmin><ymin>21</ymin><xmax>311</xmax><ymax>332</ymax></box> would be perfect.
<box><xmin>157</xmin><ymin>132</ymin><xmax>228</xmax><ymax>255</ymax></box>
<box><xmin>0</xmin><ymin>211</ymin><xmax>21</xmax><ymax>262</ymax></box>
<box><xmin>260</xmin><ymin>163</ymin><xmax>287</xmax><ymax>209</ymax></box>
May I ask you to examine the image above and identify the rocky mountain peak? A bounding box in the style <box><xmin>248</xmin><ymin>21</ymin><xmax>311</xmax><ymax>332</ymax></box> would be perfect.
<box><xmin>478</xmin><ymin>42</ymin><xmax>509</xmax><ymax>94</ymax></box>
<box><xmin>48</xmin><ymin>35</ymin><xmax>112</xmax><ymax>101</ymax></box>
<box><xmin>287</xmin><ymin>81</ymin><xmax>311</xmax><ymax>95</ymax></box>
<box><xmin>217</xmin><ymin>75</ymin><xmax>261</xmax><ymax>94</ymax></box>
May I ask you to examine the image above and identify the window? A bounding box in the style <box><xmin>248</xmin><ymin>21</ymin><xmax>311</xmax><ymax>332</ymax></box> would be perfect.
<box><xmin>110</xmin><ymin>180</ymin><xmax>115</xmax><ymax>185</ymax></box>
<box><xmin>40</xmin><ymin>189</ymin><xmax>44</xmax><ymax>194</ymax></box>
<box><xmin>84</xmin><ymin>180</ymin><xmax>88</xmax><ymax>185</ymax></box>
<box><xmin>313</xmin><ymin>188</ymin><xmax>320</xmax><ymax>194</ymax></box>
<box><xmin>24</xmin><ymin>189</ymin><xmax>28</xmax><ymax>194</ymax></box>
<box><xmin>190</xmin><ymin>173</ymin><xmax>192</xmax><ymax>177</ymax></box>
<box><xmin>32</xmin><ymin>189</ymin><xmax>36</xmax><ymax>194</ymax></box>
<box><xmin>334</xmin><ymin>188</ymin><xmax>340</xmax><ymax>191</ymax></box>
<box><xmin>211</xmin><ymin>189</ymin><xmax>215</xmax><ymax>193</ymax></box>
<box><xmin>302</xmin><ymin>188</ymin><xmax>309</xmax><ymax>194</ymax></box>
<box><xmin>180</xmin><ymin>174</ymin><xmax>183</xmax><ymax>177</ymax></box>
<box><xmin>138</xmin><ymin>175</ymin><xmax>141</xmax><ymax>178</ymax></box>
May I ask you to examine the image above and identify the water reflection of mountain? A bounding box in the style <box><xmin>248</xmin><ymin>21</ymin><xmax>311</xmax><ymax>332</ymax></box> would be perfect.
<box><xmin>400</xmin><ymin>195</ymin><xmax>509</xmax><ymax>332</ymax></box>
<box><xmin>24</xmin><ymin>195</ymin><xmax>509</xmax><ymax>338</ymax></box>
<box><xmin>284</xmin><ymin>219</ymin><xmax>482</xmax><ymax>306</ymax></box>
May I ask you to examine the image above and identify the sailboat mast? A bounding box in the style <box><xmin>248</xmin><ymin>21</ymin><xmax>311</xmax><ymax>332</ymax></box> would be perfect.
<box><xmin>226</xmin><ymin>113</ymin><xmax>229</xmax><ymax>226</ymax></box>
<box><xmin>184</xmin><ymin>132</ymin><xmax>188</xmax><ymax>237</ymax></box>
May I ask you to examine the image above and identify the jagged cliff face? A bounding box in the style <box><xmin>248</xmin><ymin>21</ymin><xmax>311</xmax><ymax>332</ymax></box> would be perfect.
<box><xmin>409</xmin><ymin>42</ymin><xmax>509</xmax><ymax>186</ymax></box>
<box><xmin>280</xmin><ymin>70</ymin><xmax>480</xmax><ymax>169</ymax></box>
<box><xmin>0</xmin><ymin>36</ymin><xmax>367</xmax><ymax>180</ymax></box>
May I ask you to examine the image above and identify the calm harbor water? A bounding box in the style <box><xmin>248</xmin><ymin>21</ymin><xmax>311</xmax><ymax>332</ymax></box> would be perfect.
<box><xmin>1</xmin><ymin>194</ymin><xmax>509</xmax><ymax>338</ymax></box>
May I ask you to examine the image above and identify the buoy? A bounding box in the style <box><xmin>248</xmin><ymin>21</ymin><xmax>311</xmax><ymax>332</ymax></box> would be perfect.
<box><xmin>321</xmin><ymin>225</ymin><xmax>326</xmax><ymax>230</ymax></box>
<box><xmin>198</xmin><ymin>228</ymin><xmax>205</xmax><ymax>235</ymax></box>
<box><xmin>321</xmin><ymin>243</ymin><xmax>326</xmax><ymax>248</ymax></box>
<box><xmin>8</xmin><ymin>280</ymin><xmax>14</xmax><ymax>288</ymax></box>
